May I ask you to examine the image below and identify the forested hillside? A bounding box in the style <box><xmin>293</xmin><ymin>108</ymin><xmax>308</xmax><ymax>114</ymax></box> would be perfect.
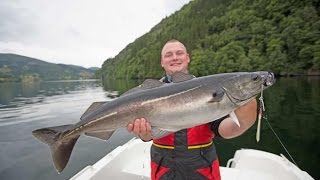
<box><xmin>0</xmin><ymin>53</ymin><xmax>96</xmax><ymax>82</ymax></box>
<box><xmin>101</xmin><ymin>0</ymin><xmax>320</xmax><ymax>79</ymax></box>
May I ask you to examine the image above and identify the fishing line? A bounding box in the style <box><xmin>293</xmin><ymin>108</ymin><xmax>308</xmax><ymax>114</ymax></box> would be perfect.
<box><xmin>258</xmin><ymin>86</ymin><xmax>299</xmax><ymax>167</ymax></box>
<box><xmin>263</xmin><ymin>115</ymin><xmax>299</xmax><ymax>166</ymax></box>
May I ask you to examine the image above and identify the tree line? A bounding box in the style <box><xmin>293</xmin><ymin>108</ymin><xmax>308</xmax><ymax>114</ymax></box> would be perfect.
<box><xmin>0</xmin><ymin>54</ymin><xmax>96</xmax><ymax>82</ymax></box>
<box><xmin>100</xmin><ymin>0</ymin><xmax>320</xmax><ymax>79</ymax></box>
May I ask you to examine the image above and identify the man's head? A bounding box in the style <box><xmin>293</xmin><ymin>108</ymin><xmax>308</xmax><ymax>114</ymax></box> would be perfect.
<box><xmin>161</xmin><ymin>39</ymin><xmax>190</xmax><ymax>75</ymax></box>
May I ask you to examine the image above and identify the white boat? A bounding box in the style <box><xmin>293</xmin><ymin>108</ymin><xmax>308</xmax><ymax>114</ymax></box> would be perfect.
<box><xmin>71</xmin><ymin>138</ymin><xmax>314</xmax><ymax>180</ymax></box>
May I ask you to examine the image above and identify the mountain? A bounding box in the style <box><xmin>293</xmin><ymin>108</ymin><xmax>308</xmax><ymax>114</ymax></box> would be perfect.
<box><xmin>88</xmin><ymin>67</ymin><xmax>100</xmax><ymax>72</ymax></box>
<box><xmin>0</xmin><ymin>53</ymin><xmax>96</xmax><ymax>82</ymax></box>
<box><xmin>101</xmin><ymin>0</ymin><xmax>320</xmax><ymax>79</ymax></box>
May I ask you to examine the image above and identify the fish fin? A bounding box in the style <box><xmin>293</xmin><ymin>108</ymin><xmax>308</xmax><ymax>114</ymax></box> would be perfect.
<box><xmin>171</xmin><ymin>72</ymin><xmax>195</xmax><ymax>83</ymax></box>
<box><xmin>208</xmin><ymin>90</ymin><xmax>224</xmax><ymax>103</ymax></box>
<box><xmin>229</xmin><ymin>111</ymin><xmax>240</xmax><ymax>127</ymax></box>
<box><xmin>121</xmin><ymin>79</ymin><xmax>165</xmax><ymax>96</ymax></box>
<box><xmin>151</xmin><ymin>127</ymin><xmax>175</xmax><ymax>139</ymax></box>
<box><xmin>141</xmin><ymin>79</ymin><xmax>166</xmax><ymax>88</ymax></box>
<box><xmin>80</xmin><ymin>101</ymin><xmax>107</xmax><ymax>120</ymax></box>
<box><xmin>32</xmin><ymin>125</ymin><xmax>80</xmax><ymax>173</ymax></box>
<box><xmin>85</xmin><ymin>130</ymin><xmax>115</xmax><ymax>140</ymax></box>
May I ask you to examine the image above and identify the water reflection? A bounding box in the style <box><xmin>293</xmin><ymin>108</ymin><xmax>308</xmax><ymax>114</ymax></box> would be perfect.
<box><xmin>0</xmin><ymin>80</ymin><xmax>107</xmax><ymax>126</ymax></box>
<box><xmin>0</xmin><ymin>80</ymin><xmax>101</xmax><ymax>106</ymax></box>
<box><xmin>102</xmin><ymin>78</ymin><xmax>143</xmax><ymax>97</ymax></box>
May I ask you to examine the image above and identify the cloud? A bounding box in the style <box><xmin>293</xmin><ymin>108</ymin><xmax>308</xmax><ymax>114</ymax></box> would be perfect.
<box><xmin>0</xmin><ymin>0</ymin><xmax>190</xmax><ymax>68</ymax></box>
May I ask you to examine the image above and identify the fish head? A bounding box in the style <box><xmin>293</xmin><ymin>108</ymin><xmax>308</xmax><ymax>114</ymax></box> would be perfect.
<box><xmin>221</xmin><ymin>71</ymin><xmax>275</xmax><ymax>104</ymax></box>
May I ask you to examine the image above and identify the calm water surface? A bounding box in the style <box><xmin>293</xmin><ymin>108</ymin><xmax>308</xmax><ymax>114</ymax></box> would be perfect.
<box><xmin>0</xmin><ymin>77</ymin><xmax>319</xmax><ymax>179</ymax></box>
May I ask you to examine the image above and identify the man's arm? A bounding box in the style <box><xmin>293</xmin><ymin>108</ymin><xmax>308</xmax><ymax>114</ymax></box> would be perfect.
<box><xmin>218</xmin><ymin>99</ymin><xmax>258</xmax><ymax>139</ymax></box>
<box><xmin>127</xmin><ymin>118</ymin><xmax>152</xmax><ymax>141</ymax></box>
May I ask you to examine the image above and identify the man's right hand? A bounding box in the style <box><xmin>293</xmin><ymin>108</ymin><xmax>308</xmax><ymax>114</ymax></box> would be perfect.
<box><xmin>127</xmin><ymin>118</ymin><xmax>152</xmax><ymax>141</ymax></box>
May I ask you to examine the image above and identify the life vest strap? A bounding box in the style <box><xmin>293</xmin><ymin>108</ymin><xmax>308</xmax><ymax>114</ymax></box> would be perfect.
<box><xmin>152</xmin><ymin>141</ymin><xmax>213</xmax><ymax>150</ymax></box>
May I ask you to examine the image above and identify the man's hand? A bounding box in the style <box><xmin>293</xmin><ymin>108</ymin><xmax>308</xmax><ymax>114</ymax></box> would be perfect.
<box><xmin>127</xmin><ymin>118</ymin><xmax>152</xmax><ymax>141</ymax></box>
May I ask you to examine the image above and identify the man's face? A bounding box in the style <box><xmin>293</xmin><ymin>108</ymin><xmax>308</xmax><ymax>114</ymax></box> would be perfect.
<box><xmin>161</xmin><ymin>42</ymin><xmax>190</xmax><ymax>75</ymax></box>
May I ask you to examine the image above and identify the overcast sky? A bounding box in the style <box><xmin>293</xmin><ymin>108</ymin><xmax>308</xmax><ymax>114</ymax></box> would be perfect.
<box><xmin>0</xmin><ymin>0</ymin><xmax>190</xmax><ymax>68</ymax></box>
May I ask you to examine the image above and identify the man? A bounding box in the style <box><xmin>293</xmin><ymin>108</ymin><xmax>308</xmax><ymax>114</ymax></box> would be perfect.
<box><xmin>127</xmin><ymin>39</ymin><xmax>257</xmax><ymax>180</ymax></box>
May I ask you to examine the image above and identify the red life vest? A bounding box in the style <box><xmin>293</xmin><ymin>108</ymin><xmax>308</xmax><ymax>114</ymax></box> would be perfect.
<box><xmin>151</xmin><ymin>123</ymin><xmax>221</xmax><ymax>180</ymax></box>
<box><xmin>153</xmin><ymin>123</ymin><xmax>214</xmax><ymax>146</ymax></box>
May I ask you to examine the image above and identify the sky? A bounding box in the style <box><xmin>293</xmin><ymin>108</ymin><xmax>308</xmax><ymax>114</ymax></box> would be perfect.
<box><xmin>0</xmin><ymin>0</ymin><xmax>191</xmax><ymax>68</ymax></box>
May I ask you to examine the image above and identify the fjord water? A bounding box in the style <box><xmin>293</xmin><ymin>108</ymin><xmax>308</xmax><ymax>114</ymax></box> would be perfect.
<box><xmin>0</xmin><ymin>77</ymin><xmax>319</xmax><ymax>179</ymax></box>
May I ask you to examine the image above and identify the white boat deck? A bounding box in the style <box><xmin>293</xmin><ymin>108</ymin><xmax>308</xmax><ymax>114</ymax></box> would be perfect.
<box><xmin>71</xmin><ymin>138</ymin><xmax>314</xmax><ymax>180</ymax></box>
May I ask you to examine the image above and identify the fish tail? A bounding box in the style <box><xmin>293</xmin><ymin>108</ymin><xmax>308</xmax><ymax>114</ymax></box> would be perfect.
<box><xmin>32</xmin><ymin>125</ymin><xmax>80</xmax><ymax>173</ymax></box>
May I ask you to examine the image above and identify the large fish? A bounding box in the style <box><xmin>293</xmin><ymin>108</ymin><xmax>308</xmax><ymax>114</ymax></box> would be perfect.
<box><xmin>32</xmin><ymin>71</ymin><xmax>275</xmax><ymax>172</ymax></box>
